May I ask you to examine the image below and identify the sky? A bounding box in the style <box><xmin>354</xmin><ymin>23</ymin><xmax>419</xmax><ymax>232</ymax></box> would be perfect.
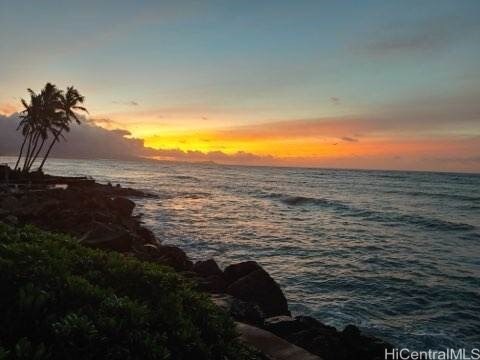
<box><xmin>0</xmin><ymin>0</ymin><xmax>479</xmax><ymax>172</ymax></box>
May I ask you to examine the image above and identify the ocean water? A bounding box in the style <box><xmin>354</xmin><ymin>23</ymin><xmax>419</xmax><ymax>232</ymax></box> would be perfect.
<box><xmin>2</xmin><ymin>156</ymin><xmax>479</xmax><ymax>350</ymax></box>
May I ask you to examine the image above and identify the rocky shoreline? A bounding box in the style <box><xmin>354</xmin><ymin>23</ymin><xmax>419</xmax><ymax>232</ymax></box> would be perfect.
<box><xmin>0</xmin><ymin>165</ymin><xmax>393</xmax><ymax>360</ymax></box>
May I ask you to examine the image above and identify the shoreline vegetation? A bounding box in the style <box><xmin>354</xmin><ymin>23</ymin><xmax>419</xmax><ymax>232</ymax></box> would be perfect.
<box><xmin>0</xmin><ymin>165</ymin><xmax>393</xmax><ymax>359</ymax></box>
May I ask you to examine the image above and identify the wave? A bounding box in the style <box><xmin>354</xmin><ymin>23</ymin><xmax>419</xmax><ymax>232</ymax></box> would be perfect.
<box><xmin>171</xmin><ymin>175</ymin><xmax>200</xmax><ymax>181</ymax></box>
<box><xmin>262</xmin><ymin>192</ymin><xmax>476</xmax><ymax>232</ymax></box>
<box><xmin>381</xmin><ymin>189</ymin><xmax>480</xmax><ymax>203</ymax></box>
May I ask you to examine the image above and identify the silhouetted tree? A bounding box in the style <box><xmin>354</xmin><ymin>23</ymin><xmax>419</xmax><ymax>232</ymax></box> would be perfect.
<box><xmin>15</xmin><ymin>83</ymin><xmax>87</xmax><ymax>173</ymax></box>
<box><xmin>38</xmin><ymin>86</ymin><xmax>87</xmax><ymax>171</ymax></box>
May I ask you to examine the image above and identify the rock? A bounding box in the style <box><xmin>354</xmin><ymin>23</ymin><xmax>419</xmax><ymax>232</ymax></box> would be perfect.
<box><xmin>342</xmin><ymin>324</ymin><xmax>361</xmax><ymax>338</ymax></box>
<box><xmin>224</xmin><ymin>261</ymin><xmax>262</xmax><ymax>284</ymax></box>
<box><xmin>137</xmin><ymin>227</ymin><xmax>156</xmax><ymax>243</ymax></box>
<box><xmin>151</xmin><ymin>244</ymin><xmax>193</xmax><ymax>271</ymax></box>
<box><xmin>197</xmin><ymin>275</ymin><xmax>227</xmax><ymax>293</ymax></box>
<box><xmin>236</xmin><ymin>322</ymin><xmax>321</xmax><ymax>360</ymax></box>
<box><xmin>80</xmin><ymin>222</ymin><xmax>133</xmax><ymax>252</ymax></box>
<box><xmin>193</xmin><ymin>259</ymin><xmax>223</xmax><ymax>277</ymax></box>
<box><xmin>264</xmin><ymin>315</ymin><xmax>393</xmax><ymax>360</ymax></box>
<box><xmin>230</xmin><ymin>298</ymin><xmax>265</xmax><ymax>326</ymax></box>
<box><xmin>226</xmin><ymin>268</ymin><xmax>289</xmax><ymax>317</ymax></box>
<box><xmin>264</xmin><ymin>316</ymin><xmax>304</xmax><ymax>337</ymax></box>
<box><xmin>1</xmin><ymin>196</ymin><xmax>19</xmax><ymax>211</ymax></box>
<box><xmin>110</xmin><ymin>197</ymin><xmax>135</xmax><ymax>217</ymax></box>
<box><xmin>210</xmin><ymin>294</ymin><xmax>264</xmax><ymax>326</ymax></box>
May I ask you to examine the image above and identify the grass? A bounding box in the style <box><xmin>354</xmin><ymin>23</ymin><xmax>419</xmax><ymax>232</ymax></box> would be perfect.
<box><xmin>0</xmin><ymin>223</ymin><xmax>259</xmax><ymax>360</ymax></box>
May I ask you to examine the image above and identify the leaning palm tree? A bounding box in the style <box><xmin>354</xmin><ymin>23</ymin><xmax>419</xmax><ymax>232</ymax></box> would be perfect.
<box><xmin>38</xmin><ymin>86</ymin><xmax>87</xmax><ymax>171</ymax></box>
<box><xmin>14</xmin><ymin>94</ymin><xmax>37</xmax><ymax>170</ymax></box>
<box><xmin>18</xmin><ymin>90</ymin><xmax>44</xmax><ymax>172</ymax></box>
<box><xmin>26</xmin><ymin>83</ymin><xmax>62</xmax><ymax>171</ymax></box>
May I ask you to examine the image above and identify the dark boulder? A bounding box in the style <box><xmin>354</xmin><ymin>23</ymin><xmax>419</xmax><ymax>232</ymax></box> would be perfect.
<box><xmin>210</xmin><ymin>294</ymin><xmax>264</xmax><ymax>326</ymax></box>
<box><xmin>197</xmin><ymin>275</ymin><xmax>227</xmax><ymax>293</ymax></box>
<box><xmin>147</xmin><ymin>244</ymin><xmax>193</xmax><ymax>271</ymax></box>
<box><xmin>110</xmin><ymin>197</ymin><xmax>135</xmax><ymax>217</ymax></box>
<box><xmin>224</xmin><ymin>261</ymin><xmax>262</xmax><ymax>284</ymax></box>
<box><xmin>226</xmin><ymin>268</ymin><xmax>289</xmax><ymax>317</ymax></box>
<box><xmin>264</xmin><ymin>316</ymin><xmax>305</xmax><ymax>337</ymax></box>
<box><xmin>193</xmin><ymin>259</ymin><xmax>223</xmax><ymax>277</ymax></box>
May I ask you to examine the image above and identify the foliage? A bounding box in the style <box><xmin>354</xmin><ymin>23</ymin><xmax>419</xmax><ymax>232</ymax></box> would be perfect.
<box><xmin>0</xmin><ymin>224</ymin><xmax>259</xmax><ymax>360</ymax></box>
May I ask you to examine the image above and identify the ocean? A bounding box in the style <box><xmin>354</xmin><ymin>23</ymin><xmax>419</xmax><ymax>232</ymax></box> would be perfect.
<box><xmin>2</xmin><ymin>156</ymin><xmax>479</xmax><ymax>350</ymax></box>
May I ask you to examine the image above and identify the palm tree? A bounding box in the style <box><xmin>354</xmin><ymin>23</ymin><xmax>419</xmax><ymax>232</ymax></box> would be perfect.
<box><xmin>18</xmin><ymin>90</ymin><xmax>44</xmax><ymax>172</ymax></box>
<box><xmin>14</xmin><ymin>94</ymin><xmax>37</xmax><ymax>170</ymax></box>
<box><xmin>27</xmin><ymin>83</ymin><xmax>62</xmax><ymax>171</ymax></box>
<box><xmin>38</xmin><ymin>86</ymin><xmax>87</xmax><ymax>171</ymax></box>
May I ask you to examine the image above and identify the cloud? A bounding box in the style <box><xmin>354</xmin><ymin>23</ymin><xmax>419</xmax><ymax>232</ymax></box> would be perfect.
<box><xmin>112</xmin><ymin>100</ymin><xmax>139</xmax><ymax>106</ymax></box>
<box><xmin>330</xmin><ymin>97</ymin><xmax>340</xmax><ymax>105</ymax></box>
<box><xmin>1</xmin><ymin>112</ymin><xmax>479</xmax><ymax>173</ymax></box>
<box><xmin>0</xmin><ymin>114</ymin><xmax>274</xmax><ymax>166</ymax></box>
<box><xmin>0</xmin><ymin>103</ymin><xmax>19</xmax><ymax>116</ymax></box>
<box><xmin>88</xmin><ymin>117</ymin><xmax>126</xmax><ymax>129</ymax></box>
<box><xmin>361</xmin><ymin>15</ymin><xmax>480</xmax><ymax>56</ymax></box>
<box><xmin>0</xmin><ymin>114</ymin><xmax>145</xmax><ymax>160</ymax></box>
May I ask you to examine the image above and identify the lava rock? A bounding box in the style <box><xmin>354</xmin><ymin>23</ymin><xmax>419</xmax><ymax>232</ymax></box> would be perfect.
<box><xmin>193</xmin><ymin>259</ymin><xmax>223</xmax><ymax>277</ymax></box>
<box><xmin>152</xmin><ymin>244</ymin><xmax>193</xmax><ymax>271</ymax></box>
<box><xmin>210</xmin><ymin>294</ymin><xmax>264</xmax><ymax>326</ymax></box>
<box><xmin>226</xmin><ymin>268</ymin><xmax>289</xmax><ymax>317</ymax></box>
<box><xmin>197</xmin><ymin>275</ymin><xmax>228</xmax><ymax>293</ymax></box>
<box><xmin>110</xmin><ymin>197</ymin><xmax>135</xmax><ymax>217</ymax></box>
<box><xmin>224</xmin><ymin>261</ymin><xmax>262</xmax><ymax>284</ymax></box>
<box><xmin>264</xmin><ymin>316</ymin><xmax>305</xmax><ymax>337</ymax></box>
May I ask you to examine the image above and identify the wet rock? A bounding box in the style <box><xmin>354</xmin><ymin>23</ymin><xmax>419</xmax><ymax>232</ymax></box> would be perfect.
<box><xmin>226</xmin><ymin>268</ymin><xmax>289</xmax><ymax>317</ymax></box>
<box><xmin>224</xmin><ymin>261</ymin><xmax>262</xmax><ymax>284</ymax></box>
<box><xmin>110</xmin><ymin>197</ymin><xmax>135</xmax><ymax>217</ymax></box>
<box><xmin>193</xmin><ymin>258</ymin><xmax>223</xmax><ymax>277</ymax></box>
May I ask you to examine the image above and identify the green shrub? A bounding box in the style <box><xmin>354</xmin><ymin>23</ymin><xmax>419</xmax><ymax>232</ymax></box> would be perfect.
<box><xmin>0</xmin><ymin>224</ymin><xmax>259</xmax><ymax>360</ymax></box>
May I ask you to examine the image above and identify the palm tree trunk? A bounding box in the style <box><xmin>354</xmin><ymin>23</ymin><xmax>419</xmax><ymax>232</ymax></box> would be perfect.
<box><xmin>26</xmin><ymin>132</ymin><xmax>41</xmax><ymax>171</ymax></box>
<box><xmin>22</xmin><ymin>132</ymin><xmax>34</xmax><ymax>172</ymax></box>
<box><xmin>39</xmin><ymin>129</ymin><xmax>61</xmax><ymax>171</ymax></box>
<box><xmin>14</xmin><ymin>136</ymin><xmax>28</xmax><ymax>170</ymax></box>
<box><xmin>29</xmin><ymin>138</ymin><xmax>46</xmax><ymax>171</ymax></box>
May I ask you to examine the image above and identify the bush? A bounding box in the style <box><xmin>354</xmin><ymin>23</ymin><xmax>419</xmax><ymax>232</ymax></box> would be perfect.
<box><xmin>0</xmin><ymin>224</ymin><xmax>259</xmax><ymax>360</ymax></box>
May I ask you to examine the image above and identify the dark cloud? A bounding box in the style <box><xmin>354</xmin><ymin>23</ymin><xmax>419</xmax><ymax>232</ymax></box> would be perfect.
<box><xmin>112</xmin><ymin>100</ymin><xmax>139</xmax><ymax>106</ymax></box>
<box><xmin>361</xmin><ymin>15</ymin><xmax>480</xmax><ymax>56</ymax></box>
<box><xmin>0</xmin><ymin>114</ymin><xmax>144</xmax><ymax>160</ymax></box>
<box><xmin>341</xmin><ymin>136</ymin><xmax>358</xmax><ymax>142</ymax></box>
<box><xmin>330</xmin><ymin>97</ymin><xmax>340</xmax><ymax>105</ymax></box>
